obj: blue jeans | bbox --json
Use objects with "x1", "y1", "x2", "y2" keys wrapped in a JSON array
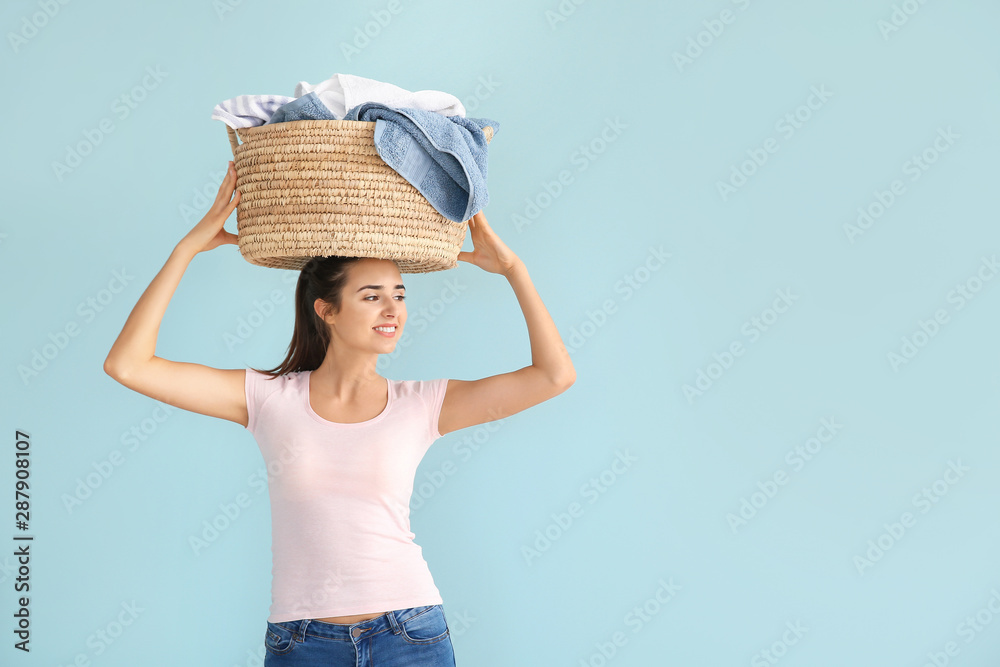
[{"x1": 263, "y1": 604, "x2": 456, "y2": 666}]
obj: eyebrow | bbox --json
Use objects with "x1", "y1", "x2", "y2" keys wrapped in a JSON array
[{"x1": 356, "y1": 284, "x2": 406, "y2": 292}]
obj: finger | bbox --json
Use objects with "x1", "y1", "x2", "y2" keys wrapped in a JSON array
[
  {"x1": 212, "y1": 167, "x2": 237, "y2": 207},
  {"x1": 215, "y1": 191, "x2": 239, "y2": 217},
  {"x1": 456, "y1": 251, "x2": 471, "y2": 263}
]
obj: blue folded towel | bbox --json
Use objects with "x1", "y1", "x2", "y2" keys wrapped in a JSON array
[
  {"x1": 344, "y1": 102, "x2": 499, "y2": 222},
  {"x1": 264, "y1": 92, "x2": 338, "y2": 124}
]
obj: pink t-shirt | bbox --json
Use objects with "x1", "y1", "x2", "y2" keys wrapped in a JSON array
[{"x1": 243, "y1": 367, "x2": 449, "y2": 623}]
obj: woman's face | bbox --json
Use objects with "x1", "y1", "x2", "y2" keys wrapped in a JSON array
[{"x1": 320, "y1": 258, "x2": 406, "y2": 353}]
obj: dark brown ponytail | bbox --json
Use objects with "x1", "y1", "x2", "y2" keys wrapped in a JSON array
[{"x1": 251, "y1": 255, "x2": 362, "y2": 377}]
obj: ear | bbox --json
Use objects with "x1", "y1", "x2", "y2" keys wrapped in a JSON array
[{"x1": 314, "y1": 298, "x2": 332, "y2": 324}]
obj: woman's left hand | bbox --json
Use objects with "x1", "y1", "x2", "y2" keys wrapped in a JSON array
[{"x1": 457, "y1": 210, "x2": 522, "y2": 276}]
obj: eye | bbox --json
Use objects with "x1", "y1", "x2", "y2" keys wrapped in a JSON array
[{"x1": 364, "y1": 295, "x2": 406, "y2": 301}]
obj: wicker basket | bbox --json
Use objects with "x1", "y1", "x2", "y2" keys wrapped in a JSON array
[{"x1": 226, "y1": 119, "x2": 494, "y2": 273}]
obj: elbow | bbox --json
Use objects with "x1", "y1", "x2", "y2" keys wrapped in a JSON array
[
  {"x1": 553, "y1": 368, "x2": 576, "y2": 392},
  {"x1": 103, "y1": 355, "x2": 128, "y2": 382},
  {"x1": 532, "y1": 364, "x2": 576, "y2": 392}
]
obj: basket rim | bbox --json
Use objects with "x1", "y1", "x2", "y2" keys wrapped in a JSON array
[{"x1": 236, "y1": 119, "x2": 377, "y2": 138}]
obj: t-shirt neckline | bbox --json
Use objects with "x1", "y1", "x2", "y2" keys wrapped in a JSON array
[{"x1": 304, "y1": 370, "x2": 394, "y2": 427}]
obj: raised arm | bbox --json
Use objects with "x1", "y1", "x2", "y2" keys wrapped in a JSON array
[
  {"x1": 103, "y1": 162, "x2": 249, "y2": 426},
  {"x1": 436, "y1": 211, "x2": 576, "y2": 436}
]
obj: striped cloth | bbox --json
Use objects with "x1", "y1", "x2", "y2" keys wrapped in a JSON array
[{"x1": 211, "y1": 94, "x2": 296, "y2": 129}]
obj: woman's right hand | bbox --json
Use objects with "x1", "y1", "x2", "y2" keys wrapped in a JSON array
[{"x1": 180, "y1": 161, "x2": 241, "y2": 254}]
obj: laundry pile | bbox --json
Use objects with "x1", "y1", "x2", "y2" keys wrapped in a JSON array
[{"x1": 211, "y1": 73, "x2": 499, "y2": 223}]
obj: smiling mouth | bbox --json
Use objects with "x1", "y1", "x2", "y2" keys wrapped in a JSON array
[{"x1": 373, "y1": 326, "x2": 397, "y2": 337}]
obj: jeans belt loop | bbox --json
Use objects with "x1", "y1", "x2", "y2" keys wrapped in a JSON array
[{"x1": 386, "y1": 609, "x2": 402, "y2": 635}]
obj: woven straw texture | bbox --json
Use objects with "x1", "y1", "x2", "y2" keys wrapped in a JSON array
[{"x1": 226, "y1": 119, "x2": 494, "y2": 273}]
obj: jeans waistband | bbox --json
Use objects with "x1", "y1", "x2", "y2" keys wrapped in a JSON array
[{"x1": 274, "y1": 605, "x2": 439, "y2": 642}]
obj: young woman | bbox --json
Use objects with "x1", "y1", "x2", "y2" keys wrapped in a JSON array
[{"x1": 104, "y1": 161, "x2": 576, "y2": 666}]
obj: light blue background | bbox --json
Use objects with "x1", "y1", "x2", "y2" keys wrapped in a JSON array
[{"x1": 2, "y1": 0, "x2": 1000, "y2": 665}]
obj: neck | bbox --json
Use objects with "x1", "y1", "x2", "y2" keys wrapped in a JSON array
[{"x1": 311, "y1": 346, "x2": 382, "y2": 398}]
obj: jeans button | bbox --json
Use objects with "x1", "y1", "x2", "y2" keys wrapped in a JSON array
[{"x1": 352, "y1": 627, "x2": 363, "y2": 637}]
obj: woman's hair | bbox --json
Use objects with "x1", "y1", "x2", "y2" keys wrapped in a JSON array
[{"x1": 251, "y1": 255, "x2": 363, "y2": 378}]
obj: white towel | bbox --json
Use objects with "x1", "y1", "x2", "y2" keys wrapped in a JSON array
[
  {"x1": 211, "y1": 94, "x2": 296, "y2": 129},
  {"x1": 294, "y1": 73, "x2": 465, "y2": 118}
]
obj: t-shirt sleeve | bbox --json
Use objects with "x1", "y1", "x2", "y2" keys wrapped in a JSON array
[
  {"x1": 420, "y1": 378, "x2": 450, "y2": 441},
  {"x1": 244, "y1": 368, "x2": 278, "y2": 433}
]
